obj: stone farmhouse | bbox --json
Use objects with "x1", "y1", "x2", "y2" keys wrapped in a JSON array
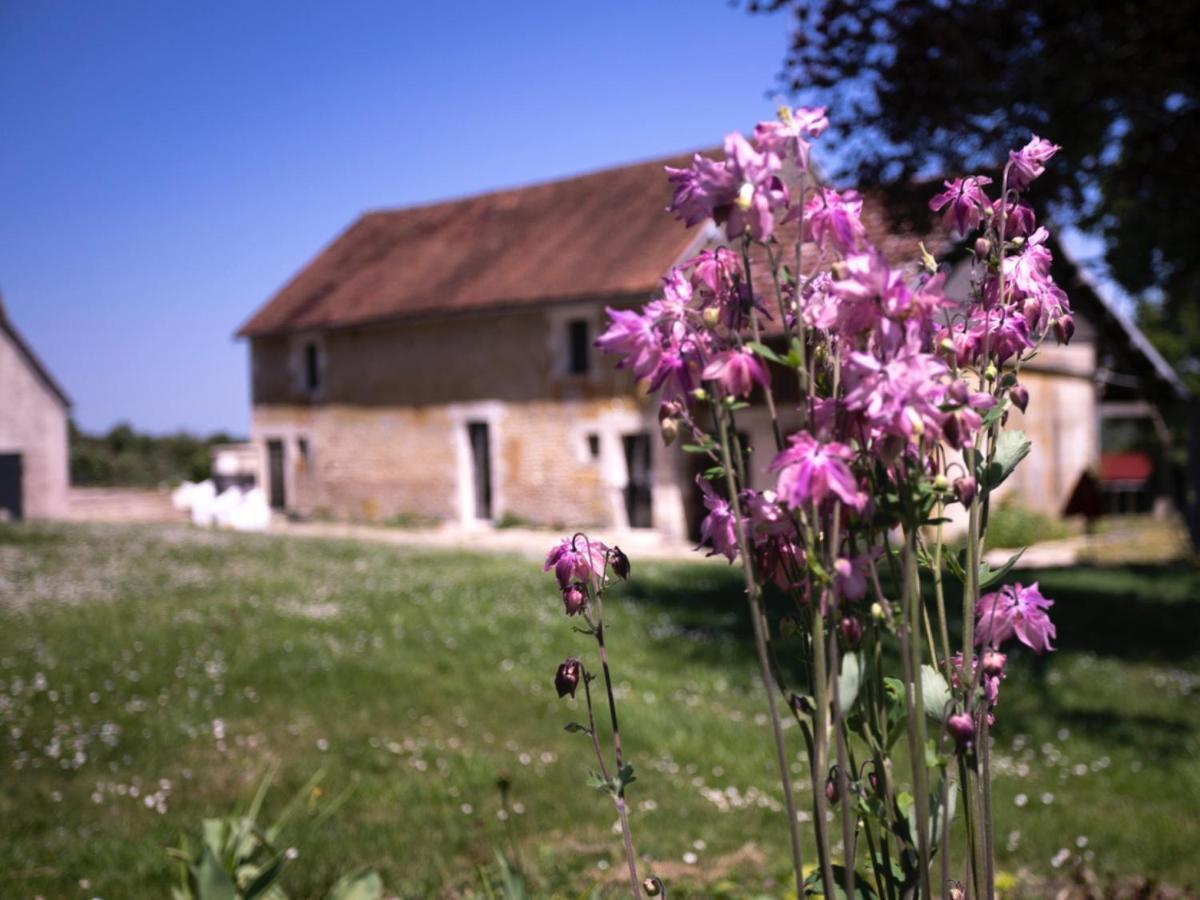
[
  {"x1": 237, "y1": 152, "x2": 1185, "y2": 540},
  {"x1": 0, "y1": 296, "x2": 70, "y2": 520}
]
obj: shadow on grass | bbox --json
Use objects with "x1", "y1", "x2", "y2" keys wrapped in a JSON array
[{"x1": 615, "y1": 559, "x2": 1200, "y2": 672}]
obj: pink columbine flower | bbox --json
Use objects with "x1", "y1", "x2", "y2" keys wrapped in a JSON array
[
  {"x1": 770, "y1": 432, "x2": 866, "y2": 512},
  {"x1": 666, "y1": 133, "x2": 787, "y2": 241},
  {"x1": 1008, "y1": 135, "x2": 1061, "y2": 190},
  {"x1": 702, "y1": 348, "x2": 769, "y2": 399},
  {"x1": 975, "y1": 581, "x2": 1056, "y2": 653},
  {"x1": 793, "y1": 187, "x2": 867, "y2": 255},
  {"x1": 697, "y1": 479, "x2": 738, "y2": 562},
  {"x1": 753, "y1": 105, "x2": 829, "y2": 170},
  {"x1": 947, "y1": 712, "x2": 976, "y2": 748},
  {"x1": 929, "y1": 175, "x2": 993, "y2": 237},
  {"x1": 595, "y1": 307, "x2": 661, "y2": 380},
  {"x1": 544, "y1": 537, "x2": 610, "y2": 590}
]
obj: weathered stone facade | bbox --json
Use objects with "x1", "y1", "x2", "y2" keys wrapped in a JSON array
[
  {"x1": 0, "y1": 305, "x2": 70, "y2": 520},
  {"x1": 247, "y1": 301, "x2": 699, "y2": 535}
]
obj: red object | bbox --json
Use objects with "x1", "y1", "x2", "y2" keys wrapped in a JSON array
[{"x1": 1099, "y1": 451, "x2": 1153, "y2": 485}]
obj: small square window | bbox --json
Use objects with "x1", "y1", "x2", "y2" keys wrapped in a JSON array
[
  {"x1": 567, "y1": 319, "x2": 590, "y2": 375},
  {"x1": 586, "y1": 433, "x2": 601, "y2": 459}
]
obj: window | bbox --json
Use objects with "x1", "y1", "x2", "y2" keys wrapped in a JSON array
[
  {"x1": 566, "y1": 319, "x2": 590, "y2": 375},
  {"x1": 304, "y1": 341, "x2": 321, "y2": 392},
  {"x1": 586, "y1": 433, "x2": 601, "y2": 459}
]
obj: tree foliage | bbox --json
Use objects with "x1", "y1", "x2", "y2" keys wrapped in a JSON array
[
  {"x1": 743, "y1": 0, "x2": 1200, "y2": 384},
  {"x1": 69, "y1": 421, "x2": 240, "y2": 487}
]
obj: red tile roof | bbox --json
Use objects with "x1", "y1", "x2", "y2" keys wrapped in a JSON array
[
  {"x1": 238, "y1": 153, "x2": 706, "y2": 337},
  {"x1": 238, "y1": 151, "x2": 951, "y2": 338}
]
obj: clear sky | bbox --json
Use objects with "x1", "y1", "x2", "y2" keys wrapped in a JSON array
[{"x1": 0, "y1": 1, "x2": 795, "y2": 435}]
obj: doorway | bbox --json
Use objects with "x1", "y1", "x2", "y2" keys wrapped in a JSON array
[
  {"x1": 266, "y1": 439, "x2": 286, "y2": 511},
  {"x1": 622, "y1": 433, "x2": 653, "y2": 528},
  {"x1": 467, "y1": 422, "x2": 492, "y2": 520},
  {"x1": 0, "y1": 454, "x2": 22, "y2": 520}
]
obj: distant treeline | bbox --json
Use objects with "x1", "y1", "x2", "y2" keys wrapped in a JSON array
[{"x1": 69, "y1": 422, "x2": 244, "y2": 488}]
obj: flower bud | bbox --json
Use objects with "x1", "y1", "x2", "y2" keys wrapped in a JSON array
[
  {"x1": 974, "y1": 237, "x2": 991, "y2": 260},
  {"x1": 982, "y1": 649, "x2": 1007, "y2": 677},
  {"x1": 691, "y1": 387, "x2": 708, "y2": 403},
  {"x1": 562, "y1": 584, "x2": 587, "y2": 616},
  {"x1": 933, "y1": 473, "x2": 949, "y2": 491},
  {"x1": 870, "y1": 602, "x2": 885, "y2": 621},
  {"x1": 1054, "y1": 314, "x2": 1075, "y2": 344},
  {"x1": 839, "y1": 616, "x2": 863, "y2": 647},
  {"x1": 660, "y1": 416, "x2": 678, "y2": 446},
  {"x1": 1010, "y1": 384, "x2": 1029, "y2": 414},
  {"x1": 919, "y1": 241, "x2": 938, "y2": 274},
  {"x1": 643, "y1": 877, "x2": 663, "y2": 896},
  {"x1": 953, "y1": 476, "x2": 977, "y2": 508},
  {"x1": 947, "y1": 712, "x2": 975, "y2": 747},
  {"x1": 702, "y1": 306, "x2": 721, "y2": 328},
  {"x1": 948, "y1": 883, "x2": 966, "y2": 900},
  {"x1": 825, "y1": 772, "x2": 841, "y2": 805},
  {"x1": 984, "y1": 363, "x2": 998, "y2": 382},
  {"x1": 867, "y1": 769, "x2": 879, "y2": 793},
  {"x1": 610, "y1": 546, "x2": 631, "y2": 580},
  {"x1": 790, "y1": 693, "x2": 816, "y2": 716},
  {"x1": 555, "y1": 658, "x2": 581, "y2": 698}
]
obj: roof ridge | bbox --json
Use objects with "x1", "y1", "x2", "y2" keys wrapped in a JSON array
[{"x1": 356, "y1": 146, "x2": 716, "y2": 220}]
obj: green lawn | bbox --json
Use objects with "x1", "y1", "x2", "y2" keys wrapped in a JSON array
[{"x1": 1, "y1": 523, "x2": 1198, "y2": 898}]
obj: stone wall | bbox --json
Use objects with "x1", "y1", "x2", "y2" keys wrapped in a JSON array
[{"x1": 0, "y1": 326, "x2": 68, "y2": 519}]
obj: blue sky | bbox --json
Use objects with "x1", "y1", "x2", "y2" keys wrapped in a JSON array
[{"x1": 0, "y1": 1, "x2": 794, "y2": 435}]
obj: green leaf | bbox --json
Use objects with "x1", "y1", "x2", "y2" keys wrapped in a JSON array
[
  {"x1": 189, "y1": 846, "x2": 238, "y2": 900},
  {"x1": 944, "y1": 550, "x2": 967, "y2": 584},
  {"x1": 326, "y1": 870, "x2": 384, "y2": 900},
  {"x1": 979, "y1": 547, "x2": 1026, "y2": 590},
  {"x1": 983, "y1": 429, "x2": 1031, "y2": 489},
  {"x1": 837, "y1": 652, "x2": 862, "y2": 714},
  {"x1": 616, "y1": 763, "x2": 636, "y2": 793},
  {"x1": 920, "y1": 665, "x2": 952, "y2": 723},
  {"x1": 746, "y1": 340, "x2": 785, "y2": 364},
  {"x1": 563, "y1": 722, "x2": 592, "y2": 736}
]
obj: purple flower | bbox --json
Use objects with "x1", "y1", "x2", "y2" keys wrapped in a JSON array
[
  {"x1": 555, "y1": 658, "x2": 582, "y2": 698},
  {"x1": 702, "y1": 348, "x2": 769, "y2": 398},
  {"x1": 794, "y1": 187, "x2": 867, "y2": 255},
  {"x1": 928, "y1": 175, "x2": 993, "y2": 237},
  {"x1": 697, "y1": 479, "x2": 739, "y2": 562},
  {"x1": 1008, "y1": 135, "x2": 1060, "y2": 190},
  {"x1": 770, "y1": 432, "x2": 866, "y2": 512},
  {"x1": 833, "y1": 556, "x2": 869, "y2": 601},
  {"x1": 666, "y1": 134, "x2": 787, "y2": 241},
  {"x1": 561, "y1": 584, "x2": 587, "y2": 616},
  {"x1": 947, "y1": 712, "x2": 976, "y2": 748},
  {"x1": 753, "y1": 105, "x2": 829, "y2": 170},
  {"x1": 975, "y1": 581, "x2": 1056, "y2": 653},
  {"x1": 596, "y1": 307, "x2": 661, "y2": 380},
  {"x1": 544, "y1": 537, "x2": 610, "y2": 590}
]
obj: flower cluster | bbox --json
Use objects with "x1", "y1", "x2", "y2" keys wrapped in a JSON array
[{"x1": 554, "y1": 108, "x2": 1066, "y2": 898}]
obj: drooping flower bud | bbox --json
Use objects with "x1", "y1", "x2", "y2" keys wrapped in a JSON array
[
  {"x1": 954, "y1": 476, "x2": 977, "y2": 508},
  {"x1": 702, "y1": 306, "x2": 721, "y2": 328},
  {"x1": 933, "y1": 473, "x2": 949, "y2": 491},
  {"x1": 825, "y1": 772, "x2": 841, "y2": 805},
  {"x1": 948, "y1": 883, "x2": 966, "y2": 900},
  {"x1": 947, "y1": 712, "x2": 975, "y2": 747},
  {"x1": 643, "y1": 877, "x2": 663, "y2": 897},
  {"x1": 555, "y1": 658, "x2": 581, "y2": 698},
  {"x1": 1054, "y1": 314, "x2": 1075, "y2": 344},
  {"x1": 867, "y1": 768, "x2": 879, "y2": 794},
  {"x1": 870, "y1": 602, "x2": 885, "y2": 621},
  {"x1": 974, "y1": 237, "x2": 992, "y2": 260},
  {"x1": 660, "y1": 416, "x2": 678, "y2": 446},
  {"x1": 839, "y1": 616, "x2": 863, "y2": 647},
  {"x1": 984, "y1": 363, "x2": 998, "y2": 382},
  {"x1": 1010, "y1": 384, "x2": 1029, "y2": 414},
  {"x1": 982, "y1": 649, "x2": 1007, "y2": 677},
  {"x1": 610, "y1": 546, "x2": 631, "y2": 580},
  {"x1": 562, "y1": 584, "x2": 587, "y2": 616}
]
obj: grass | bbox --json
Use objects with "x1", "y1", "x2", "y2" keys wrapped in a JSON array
[{"x1": 0, "y1": 523, "x2": 1198, "y2": 898}]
